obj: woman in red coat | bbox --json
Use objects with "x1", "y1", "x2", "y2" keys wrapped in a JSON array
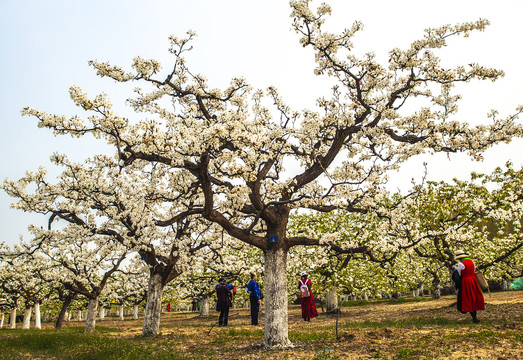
[
  {"x1": 454, "y1": 250, "x2": 485, "y2": 323},
  {"x1": 298, "y1": 271, "x2": 318, "y2": 322}
]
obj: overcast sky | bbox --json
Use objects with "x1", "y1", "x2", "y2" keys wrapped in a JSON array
[{"x1": 1, "y1": 0, "x2": 522, "y2": 246}]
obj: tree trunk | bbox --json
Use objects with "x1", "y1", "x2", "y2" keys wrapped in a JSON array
[
  {"x1": 502, "y1": 279, "x2": 511, "y2": 291},
  {"x1": 326, "y1": 286, "x2": 338, "y2": 312},
  {"x1": 133, "y1": 304, "x2": 139, "y2": 320},
  {"x1": 55, "y1": 296, "x2": 72, "y2": 329},
  {"x1": 77, "y1": 310, "x2": 83, "y2": 322},
  {"x1": 262, "y1": 246, "x2": 291, "y2": 348},
  {"x1": 66, "y1": 310, "x2": 71, "y2": 322},
  {"x1": 9, "y1": 308, "x2": 16, "y2": 329},
  {"x1": 1, "y1": 312, "x2": 4, "y2": 328},
  {"x1": 34, "y1": 302, "x2": 41, "y2": 329},
  {"x1": 142, "y1": 272, "x2": 164, "y2": 336},
  {"x1": 99, "y1": 306, "x2": 105, "y2": 321},
  {"x1": 199, "y1": 295, "x2": 209, "y2": 317},
  {"x1": 22, "y1": 306, "x2": 32, "y2": 329},
  {"x1": 84, "y1": 297, "x2": 98, "y2": 332},
  {"x1": 432, "y1": 278, "x2": 441, "y2": 299},
  {"x1": 119, "y1": 305, "x2": 124, "y2": 321}
]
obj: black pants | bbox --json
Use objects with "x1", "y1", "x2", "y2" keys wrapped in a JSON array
[
  {"x1": 219, "y1": 306, "x2": 230, "y2": 326},
  {"x1": 250, "y1": 296, "x2": 259, "y2": 325}
]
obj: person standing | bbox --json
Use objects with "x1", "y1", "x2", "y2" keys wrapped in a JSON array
[
  {"x1": 216, "y1": 279, "x2": 232, "y2": 327},
  {"x1": 191, "y1": 299, "x2": 197, "y2": 312},
  {"x1": 299, "y1": 271, "x2": 318, "y2": 322},
  {"x1": 454, "y1": 250, "x2": 485, "y2": 323},
  {"x1": 247, "y1": 273, "x2": 261, "y2": 325}
]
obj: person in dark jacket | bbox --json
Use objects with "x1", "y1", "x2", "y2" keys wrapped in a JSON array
[
  {"x1": 454, "y1": 250, "x2": 485, "y2": 323},
  {"x1": 246, "y1": 273, "x2": 261, "y2": 325},
  {"x1": 216, "y1": 279, "x2": 232, "y2": 327}
]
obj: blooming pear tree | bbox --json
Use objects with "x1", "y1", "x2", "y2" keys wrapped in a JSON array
[
  {"x1": 288, "y1": 210, "x2": 425, "y2": 308},
  {"x1": 175, "y1": 237, "x2": 263, "y2": 315},
  {"x1": 107, "y1": 259, "x2": 149, "y2": 320},
  {"x1": 20, "y1": 1, "x2": 523, "y2": 347},
  {"x1": 1, "y1": 154, "x2": 219, "y2": 335},
  {"x1": 21, "y1": 226, "x2": 127, "y2": 332},
  {"x1": 0, "y1": 264, "x2": 22, "y2": 329},
  {"x1": 386, "y1": 165, "x2": 523, "y2": 295},
  {"x1": 0, "y1": 249, "x2": 52, "y2": 329}
]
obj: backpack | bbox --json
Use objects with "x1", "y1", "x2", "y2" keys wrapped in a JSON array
[{"x1": 299, "y1": 279, "x2": 310, "y2": 298}]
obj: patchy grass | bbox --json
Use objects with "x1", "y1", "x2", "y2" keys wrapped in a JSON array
[{"x1": 0, "y1": 291, "x2": 521, "y2": 359}]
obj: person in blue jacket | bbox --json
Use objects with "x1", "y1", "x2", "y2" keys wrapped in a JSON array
[{"x1": 247, "y1": 273, "x2": 261, "y2": 325}]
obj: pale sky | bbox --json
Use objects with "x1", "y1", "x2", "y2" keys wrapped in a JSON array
[{"x1": 1, "y1": 0, "x2": 522, "y2": 246}]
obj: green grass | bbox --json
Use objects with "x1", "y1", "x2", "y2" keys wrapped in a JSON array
[
  {"x1": 0, "y1": 328, "x2": 190, "y2": 360},
  {"x1": 340, "y1": 296, "x2": 432, "y2": 308},
  {"x1": 344, "y1": 317, "x2": 456, "y2": 330}
]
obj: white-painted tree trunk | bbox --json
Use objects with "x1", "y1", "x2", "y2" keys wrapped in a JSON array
[
  {"x1": 433, "y1": 286, "x2": 441, "y2": 299},
  {"x1": 502, "y1": 279, "x2": 511, "y2": 291},
  {"x1": 263, "y1": 247, "x2": 291, "y2": 348},
  {"x1": 119, "y1": 305, "x2": 124, "y2": 321},
  {"x1": 1, "y1": 313, "x2": 4, "y2": 328},
  {"x1": 22, "y1": 306, "x2": 32, "y2": 329},
  {"x1": 34, "y1": 302, "x2": 41, "y2": 329},
  {"x1": 77, "y1": 310, "x2": 83, "y2": 322},
  {"x1": 199, "y1": 296, "x2": 209, "y2": 317},
  {"x1": 84, "y1": 297, "x2": 98, "y2": 332},
  {"x1": 142, "y1": 272, "x2": 164, "y2": 336},
  {"x1": 66, "y1": 310, "x2": 71, "y2": 322},
  {"x1": 99, "y1": 306, "x2": 105, "y2": 321},
  {"x1": 326, "y1": 286, "x2": 338, "y2": 312},
  {"x1": 363, "y1": 292, "x2": 369, "y2": 301},
  {"x1": 133, "y1": 304, "x2": 139, "y2": 320},
  {"x1": 9, "y1": 308, "x2": 16, "y2": 329}
]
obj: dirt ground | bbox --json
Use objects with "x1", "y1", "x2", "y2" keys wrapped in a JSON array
[{"x1": 57, "y1": 291, "x2": 522, "y2": 359}]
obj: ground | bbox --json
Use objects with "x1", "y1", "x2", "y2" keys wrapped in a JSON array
[{"x1": 1, "y1": 291, "x2": 522, "y2": 359}]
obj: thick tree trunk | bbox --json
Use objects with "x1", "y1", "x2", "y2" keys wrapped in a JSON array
[
  {"x1": 22, "y1": 306, "x2": 32, "y2": 329},
  {"x1": 34, "y1": 302, "x2": 41, "y2": 329},
  {"x1": 66, "y1": 310, "x2": 71, "y2": 322},
  {"x1": 55, "y1": 296, "x2": 72, "y2": 329},
  {"x1": 432, "y1": 278, "x2": 441, "y2": 299},
  {"x1": 199, "y1": 295, "x2": 209, "y2": 317},
  {"x1": 262, "y1": 246, "x2": 291, "y2": 348},
  {"x1": 84, "y1": 297, "x2": 98, "y2": 332},
  {"x1": 9, "y1": 308, "x2": 16, "y2": 329},
  {"x1": 1, "y1": 313, "x2": 4, "y2": 328},
  {"x1": 99, "y1": 306, "x2": 105, "y2": 321},
  {"x1": 119, "y1": 305, "x2": 124, "y2": 321},
  {"x1": 326, "y1": 286, "x2": 338, "y2": 312},
  {"x1": 142, "y1": 272, "x2": 164, "y2": 336},
  {"x1": 77, "y1": 310, "x2": 83, "y2": 322},
  {"x1": 133, "y1": 304, "x2": 139, "y2": 320}
]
